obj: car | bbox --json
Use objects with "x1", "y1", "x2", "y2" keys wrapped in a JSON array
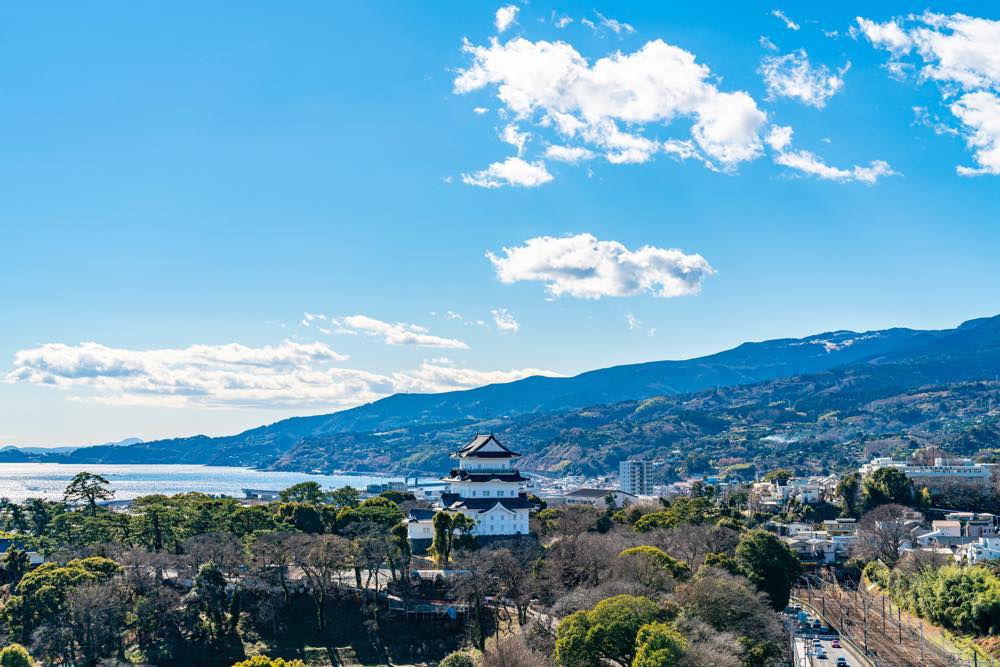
[
  {"x1": 836, "y1": 658, "x2": 849, "y2": 666},
  {"x1": 816, "y1": 651, "x2": 828, "y2": 660},
  {"x1": 831, "y1": 639, "x2": 841, "y2": 648}
]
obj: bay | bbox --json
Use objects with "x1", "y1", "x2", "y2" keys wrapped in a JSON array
[{"x1": 0, "y1": 463, "x2": 402, "y2": 502}]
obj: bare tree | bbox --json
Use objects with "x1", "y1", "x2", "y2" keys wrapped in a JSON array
[
  {"x1": 288, "y1": 533, "x2": 350, "y2": 632},
  {"x1": 65, "y1": 579, "x2": 129, "y2": 665},
  {"x1": 480, "y1": 634, "x2": 553, "y2": 667},
  {"x1": 857, "y1": 504, "x2": 911, "y2": 565}
]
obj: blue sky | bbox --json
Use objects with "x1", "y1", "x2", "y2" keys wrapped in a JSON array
[{"x1": 2, "y1": 1, "x2": 998, "y2": 446}]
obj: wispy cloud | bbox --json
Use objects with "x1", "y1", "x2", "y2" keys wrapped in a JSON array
[
  {"x1": 774, "y1": 150, "x2": 896, "y2": 184},
  {"x1": 329, "y1": 315, "x2": 469, "y2": 349},
  {"x1": 856, "y1": 12, "x2": 1000, "y2": 175},
  {"x1": 487, "y1": 233, "x2": 715, "y2": 299},
  {"x1": 771, "y1": 9, "x2": 800, "y2": 31}
]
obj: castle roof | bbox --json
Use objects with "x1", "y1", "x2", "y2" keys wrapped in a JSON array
[
  {"x1": 442, "y1": 469, "x2": 528, "y2": 483},
  {"x1": 440, "y1": 492, "x2": 532, "y2": 513},
  {"x1": 453, "y1": 434, "x2": 521, "y2": 459}
]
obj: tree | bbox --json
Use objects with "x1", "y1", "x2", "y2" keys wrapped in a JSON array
[
  {"x1": 555, "y1": 595, "x2": 662, "y2": 667},
  {"x1": 2, "y1": 546, "x2": 31, "y2": 586},
  {"x1": 632, "y1": 622, "x2": 687, "y2": 667},
  {"x1": 65, "y1": 580, "x2": 129, "y2": 665},
  {"x1": 862, "y1": 467, "x2": 914, "y2": 510},
  {"x1": 429, "y1": 511, "x2": 476, "y2": 567},
  {"x1": 231, "y1": 657, "x2": 306, "y2": 667},
  {"x1": 288, "y1": 533, "x2": 349, "y2": 631},
  {"x1": 836, "y1": 472, "x2": 860, "y2": 517},
  {"x1": 857, "y1": 504, "x2": 910, "y2": 565},
  {"x1": 274, "y1": 502, "x2": 323, "y2": 534},
  {"x1": 762, "y1": 469, "x2": 793, "y2": 484},
  {"x1": 438, "y1": 652, "x2": 478, "y2": 667},
  {"x1": 189, "y1": 561, "x2": 230, "y2": 639},
  {"x1": 326, "y1": 485, "x2": 361, "y2": 509},
  {"x1": 734, "y1": 529, "x2": 801, "y2": 610},
  {"x1": 0, "y1": 644, "x2": 34, "y2": 667},
  {"x1": 618, "y1": 546, "x2": 691, "y2": 582},
  {"x1": 278, "y1": 481, "x2": 325, "y2": 504},
  {"x1": 63, "y1": 472, "x2": 114, "y2": 516}
]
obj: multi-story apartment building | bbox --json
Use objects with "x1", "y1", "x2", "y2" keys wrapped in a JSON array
[{"x1": 619, "y1": 459, "x2": 653, "y2": 496}]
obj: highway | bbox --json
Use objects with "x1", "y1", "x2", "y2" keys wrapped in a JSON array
[{"x1": 793, "y1": 635, "x2": 857, "y2": 667}]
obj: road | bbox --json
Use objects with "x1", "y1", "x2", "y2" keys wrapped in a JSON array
[
  {"x1": 793, "y1": 635, "x2": 857, "y2": 667},
  {"x1": 796, "y1": 573, "x2": 965, "y2": 667}
]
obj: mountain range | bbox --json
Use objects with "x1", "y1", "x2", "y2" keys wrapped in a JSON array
[{"x1": 7, "y1": 314, "x2": 1000, "y2": 475}]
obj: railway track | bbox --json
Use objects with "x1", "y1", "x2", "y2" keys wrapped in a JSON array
[{"x1": 796, "y1": 572, "x2": 969, "y2": 667}]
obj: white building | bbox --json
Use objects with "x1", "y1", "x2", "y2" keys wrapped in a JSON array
[
  {"x1": 562, "y1": 488, "x2": 636, "y2": 509},
  {"x1": 956, "y1": 537, "x2": 1000, "y2": 564},
  {"x1": 860, "y1": 456, "x2": 995, "y2": 490},
  {"x1": 620, "y1": 459, "x2": 653, "y2": 496},
  {"x1": 406, "y1": 435, "x2": 532, "y2": 547}
]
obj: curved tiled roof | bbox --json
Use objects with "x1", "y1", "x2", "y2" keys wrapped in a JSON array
[
  {"x1": 442, "y1": 469, "x2": 527, "y2": 483},
  {"x1": 454, "y1": 434, "x2": 521, "y2": 459}
]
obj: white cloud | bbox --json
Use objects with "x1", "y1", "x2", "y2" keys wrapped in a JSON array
[
  {"x1": 545, "y1": 145, "x2": 596, "y2": 163},
  {"x1": 490, "y1": 308, "x2": 520, "y2": 333},
  {"x1": 555, "y1": 15, "x2": 572, "y2": 29},
  {"x1": 857, "y1": 12, "x2": 1000, "y2": 175},
  {"x1": 625, "y1": 312, "x2": 656, "y2": 337},
  {"x1": 462, "y1": 156, "x2": 553, "y2": 188},
  {"x1": 391, "y1": 360, "x2": 558, "y2": 394},
  {"x1": 454, "y1": 36, "x2": 767, "y2": 174},
  {"x1": 330, "y1": 315, "x2": 469, "y2": 349},
  {"x1": 774, "y1": 150, "x2": 896, "y2": 184},
  {"x1": 771, "y1": 9, "x2": 800, "y2": 31},
  {"x1": 6, "y1": 341, "x2": 558, "y2": 408},
  {"x1": 487, "y1": 233, "x2": 715, "y2": 299},
  {"x1": 593, "y1": 11, "x2": 635, "y2": 35},
  {"x1": 500, "y1": 123, "x2": 529, "y2": 155},
  {"x1": 950, "y1": 91, "x2": 1000, "y2": 175},
  {"x1": 473, "y1": 106, "x2": 490, "y2": 115},
  {"x1": 766, "y1": 125, "x2": 794, "y2": 151},
  {"x1": 495, "y1": 5, "x2": 519, "y2": 34},
  {"x1": 4, "y1": 340, "x2": 378, "y2": 409},
  {"x1": 759, "y1": 36, "x2": 778, "y2": 52},
  {"x1": 761, "y1": 49, "x2": 849, "y2": 108}
]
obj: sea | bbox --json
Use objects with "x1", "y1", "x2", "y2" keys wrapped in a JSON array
[{"x1": 0, "y1": 463, "x2": 403, "y2": 502}]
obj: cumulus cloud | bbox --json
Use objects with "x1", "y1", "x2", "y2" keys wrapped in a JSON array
[
  {"x1": 330, "y1": 315, "x2": 469, "y2": 349},
  {"x1": 774, "y1": 150, "x2": 896, "y2": 184},
  {"x1": 500, "y1": 123, "x2": 529, "y2": 155},
  {"x1": 462, "y1": 156, "x2": 553, "y2": 188},
  {"x1": 856, "y1": 12, "x2": 1000, "y2": 175},
  {"x1": 473, "y1": 106, "x2": 490, "y2": 115},
  {"x1": 761, "y1": 49, "x2": 849, "y2": 107},
  {"x1": 495, "y1": 5, "x2": 519, "y2": 33},
  {"x1": 771, "y1": 9, "x2": 800, "y2": 31},
  {"x1": 486, "y1": 233, "x2": 715, "y2": 299},
  {"x1": 490, "y1": 308, "x2": 520, "y2": 333},
  {"x1": 4, "y1": 340, "x2": 382, "y2": 409},
  {"x1": 5, "y1": 341, "x2": 557, "y2": 408},
  {"x1": 454, "y1": 35, "x2": 768, "y2": 177},
  {"x1": 766, "y1": 125, "x2": 794, "y2": 151}
]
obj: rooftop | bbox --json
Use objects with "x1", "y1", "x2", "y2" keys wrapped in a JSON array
[{"x1": 454, "y1": 434, "x2": 521, "y2": 459}]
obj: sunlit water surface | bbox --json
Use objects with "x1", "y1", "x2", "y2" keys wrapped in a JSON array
[{"x1": 0, "y1": 463, "x2": 402, "y2": 501}]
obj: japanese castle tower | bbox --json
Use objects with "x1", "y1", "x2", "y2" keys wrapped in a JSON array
[{"x1": 407, "y1": 435, "x2": 531, "y2": 548}]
